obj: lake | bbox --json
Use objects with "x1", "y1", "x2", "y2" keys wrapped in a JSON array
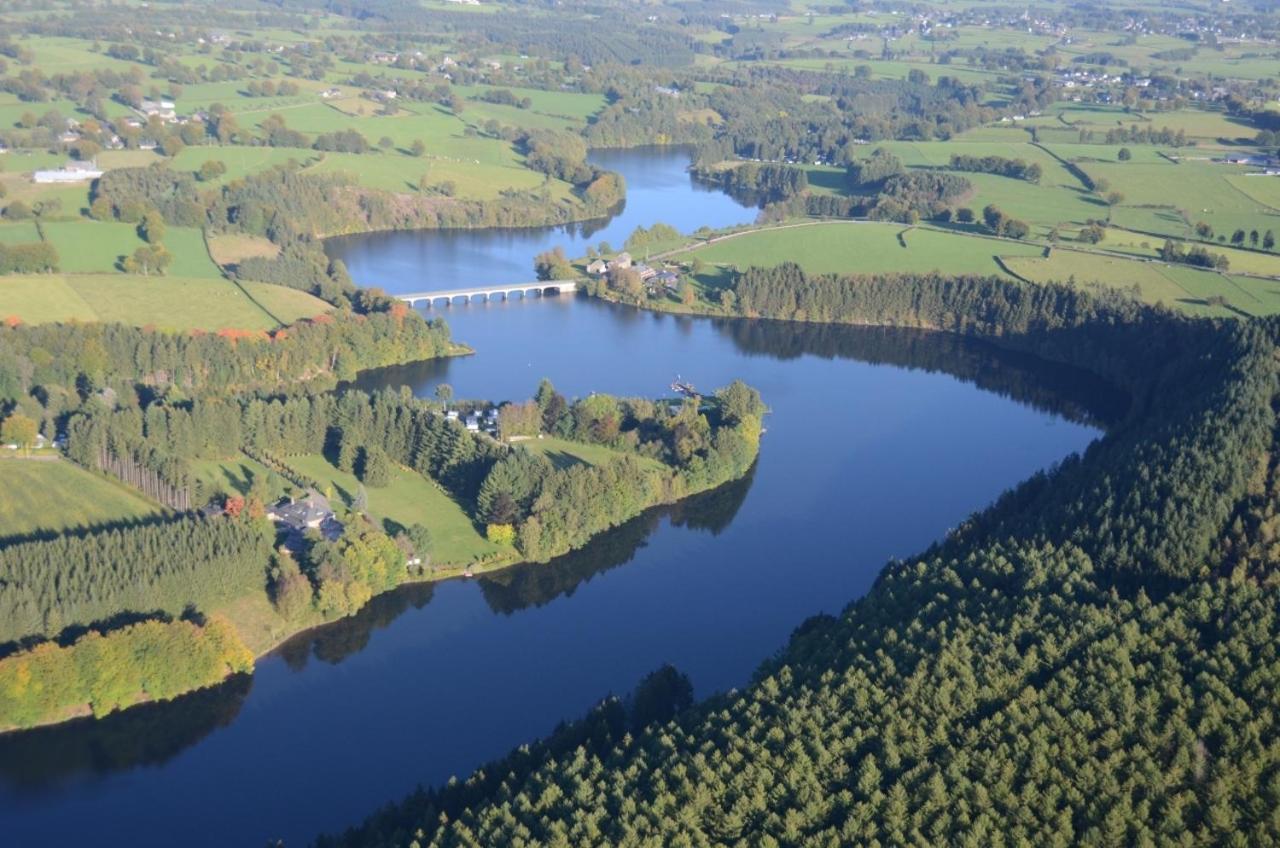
[{"x1": 0, "y1": 148, "x2": 1121, "y2": 847}]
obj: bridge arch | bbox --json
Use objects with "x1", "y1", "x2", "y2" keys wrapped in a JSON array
[{"x1": 397, "y1": 280, "x2": 578, "y2": 308}]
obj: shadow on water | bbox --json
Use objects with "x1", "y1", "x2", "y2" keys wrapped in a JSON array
[
  {"x1": 479, "y1": 465, "x2": 756, "y2": 616},
  {"x1": 274, "y1": 582, "x2": 437, "y2": 671},
  {"x1": 0, "y1": 673, "x2": 252, "y2": 793},
  {"x1": 710, "y1": 319, "x2": 1131, "y2": 428}
]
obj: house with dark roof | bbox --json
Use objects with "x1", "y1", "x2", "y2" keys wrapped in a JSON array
[{"x1": 268, "y1": 490, "x2": 342, "y2": 547}]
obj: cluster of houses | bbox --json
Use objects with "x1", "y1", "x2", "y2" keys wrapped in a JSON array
[
  {"x1": 585, "y1": 252, "x2": 682, "y2": 292},
  {"x1": 446, "y1": 406, "x2": 500, "y2": 435}
]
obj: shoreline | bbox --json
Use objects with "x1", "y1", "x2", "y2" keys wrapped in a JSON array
[{"x1": 0, "y1": 441, "x2": 759, "y2": 737}]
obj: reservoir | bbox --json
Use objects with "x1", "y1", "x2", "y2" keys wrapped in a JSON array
[{"x1": 0, "y1": 147, "x2": 1120, "y2": 847}]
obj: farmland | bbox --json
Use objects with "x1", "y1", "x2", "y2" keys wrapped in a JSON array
[
  {"x1": 678, "y1": 222, "x2": 1044, "y2": 282},
  {"x1": 0, "y1": 273, "x2": 328, "y2": 330}
]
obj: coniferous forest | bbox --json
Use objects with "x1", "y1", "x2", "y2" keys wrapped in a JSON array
[{"x1": 321, "y1": 275, "x2": 1280, "y2": 847}]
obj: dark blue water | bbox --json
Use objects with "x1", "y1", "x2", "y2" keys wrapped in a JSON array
[{"x1": 0, "y1": 148, "x2": 1118, "y2": 848}]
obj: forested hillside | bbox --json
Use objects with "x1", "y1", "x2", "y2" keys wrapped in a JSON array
[{"x1": 322, "y1": 277, "x2": 1280, "y2": 847}]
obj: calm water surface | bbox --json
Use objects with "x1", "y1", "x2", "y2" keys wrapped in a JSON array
[
  {"x1": 0, "y1": 149, "x2": 1120, "y2": 847},
  {"x1": 325, "y1": 146, "x2": 761, "y2": 288}
]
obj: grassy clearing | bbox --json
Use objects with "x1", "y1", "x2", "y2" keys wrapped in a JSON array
[
  {"x1": 0, "y1": 273, "x2": 326, "y2": 330},
  {"x1": 680, "y1": 222, "x2": 1044, "y2": 279},
  {"x1": 286, "y1": 454, "x2": 499, "y2": 567},
  {"x1": 522, "y1": 436, "x2": 665, "y2": 471},
  {"x1": 0, "y1": 459, "x2": 162, "y2": 540},
  {"x1": 0, "y1": 275, "x2": 96, "y2": 323},
  {"x1": 192, "y1": 455, "x2": 285, "y2": 501},
  {"x1": 164, "y1": 227, "x2": 224, "y2": 278}
]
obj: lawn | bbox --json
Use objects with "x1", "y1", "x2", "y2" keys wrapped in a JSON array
[
  {"x1": 0, "y1": 459, "x2": 162, "y2": 540},
  {"x1": 192, "y1": 454, "x2": 286, "y2": 501},
  {"x1": 286, "y1": 454, "x2": 499, "y2": 567},
  {"x1": 0, "y1": 274, "x2": 327, "y2": 330},
  {"x1": 680, "y1": 222, "x2": 1044, "y2": 279}
]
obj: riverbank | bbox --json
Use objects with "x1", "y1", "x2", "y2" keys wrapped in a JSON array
[{"x1": 0, "y1": 394, "x2": 763, "y2": 736}]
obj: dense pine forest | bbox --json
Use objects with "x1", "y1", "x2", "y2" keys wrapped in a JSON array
[{"x1": 321, "y1": 275, "x2": 1280, "y2": 846}]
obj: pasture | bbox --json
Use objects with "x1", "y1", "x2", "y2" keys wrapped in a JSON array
[
  {"x1": 170, "y1": 146, "x2": 321, "y2": 184},
  {"x1": 0, "y1": 274, "x2": 327, "y2": 330},
  {"x1": 680, "y1": 222, "x2": 1044, "y2": 279},
  {"x1": 0, "y1": 459, "x2": 162, "y2": 541},
  {"x1": 39, "y1": 222, "x2": 222, "y2": 278},
  {"x1": 1001, "y1": 248, "x2": 1280, "y2": 317},
  {"x1": 0, "y1": 221, "x2": 41, "y2": 245}
]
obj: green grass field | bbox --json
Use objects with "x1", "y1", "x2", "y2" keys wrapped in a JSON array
[
  {"x1": 170, "y1": 146, "x2": 322, "y2": 185},
  {"x1": 286, "y1": 454, "x2": 499, "y2": 566},
  {"x1": 39, "y1": 221, "x2": 143, "y2": 274},
  {"x1": 1002, "y1": 248, "x2": 1280, "y2": 317},
  {"x1": 39, "y1": 221, "x2": 222, "y2": 277},
  {"x1": 1097, "y1": 228, "x2": 1280, "y2": 277},
  {"x1": 1079, "y1": 160, "x2": 1280, "y2": 240},
  {"x1": 814, "y1": 140, "x2": 1105, "y2": 237},
  {"x1": 308, "y1": 149, "x2": 551, "y2": 198},
  {"x1": 0, "y1": 221, "x2": 40, "y2": 245},
  {"x1": 0, "y1": 273, "x2": 328, "y2": 330},
  {"x1": 192, "y1": 455, "x2": 286, "y2": 501},
  {"x1": 0, "y1": 459, "x2": 162, "y2": 540},
  {"x1": 680, "y1": 222, "x2": 1044, "y2": 280},
  {"x1": 522, "y1": 436, "x2": 666, "y2": 471}
]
